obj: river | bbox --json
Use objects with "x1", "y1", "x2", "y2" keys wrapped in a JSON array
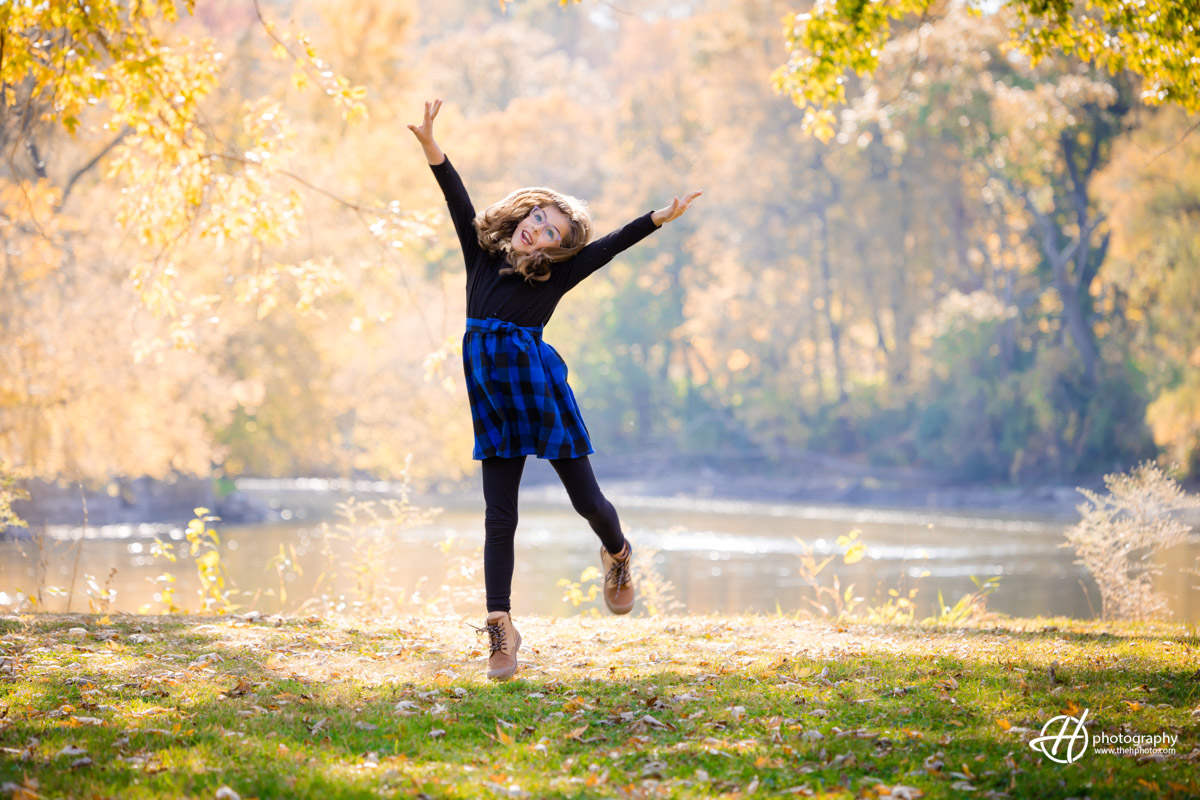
[{"x1": 2, "y1": 481, "x2": 1197, "y2": 622}]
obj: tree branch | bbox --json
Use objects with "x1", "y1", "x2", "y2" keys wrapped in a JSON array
[
  {"x1": 25, "y1": 139, "x2": 47, "y2": 179},
  {"x1": 1060, "y1": 132, "x2": 1089, "y2": 227},
  {"x1": 1140, "y1": 116, "x2": 1200, "y2": 165},
  {"x1": 1086, "y1": 115, "x2": 1103, "y2": 176},
  {"x1": 1081, "y1": 228, "x2": 1110, "y2": 294},
  {"x1": 204, "y1": 151, "x2": 395, "y2": 217},
  {"x1": 58, "y1": 127, "x2": 131, "y2": 209}
]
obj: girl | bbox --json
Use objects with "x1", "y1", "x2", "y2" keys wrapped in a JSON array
[{"x1": 408, "y1": 99, "x2": 701, "y2": 681}]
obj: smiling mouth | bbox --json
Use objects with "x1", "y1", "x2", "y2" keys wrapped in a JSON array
[{"x1": 521, "y1": 230, "x2": 532, "y2": 246}]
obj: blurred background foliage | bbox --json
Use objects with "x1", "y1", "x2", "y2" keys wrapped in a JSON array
[{"x1": 1, "y1": 0, "x2": 1198, "y2": 490}]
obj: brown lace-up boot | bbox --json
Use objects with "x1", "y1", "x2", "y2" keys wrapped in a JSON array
[
  {"x1": 600, "y1": 540, "x2": 635, "y2": 614},
  {"x1": 479, "y1": 610, "x2": 522, "y2": 681}
]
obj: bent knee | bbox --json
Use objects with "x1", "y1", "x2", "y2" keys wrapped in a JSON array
[{"x1": 571, "y1": 494, "x2": 609, "y2": 520}]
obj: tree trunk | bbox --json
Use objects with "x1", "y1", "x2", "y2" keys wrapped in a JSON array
[
  {"x1": 813, "y1": 197, "x2": 847, "y2": 405},
  {"x1": 853, "y1": 233, "x2": 891, "y2": 371},
  {"x1": 887, "y1": 171, "x2": 915, "y2": 386}
]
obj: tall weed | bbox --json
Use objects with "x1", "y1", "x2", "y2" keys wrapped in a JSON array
[
  {"x1": 303, "y1": 466, "x2": 442, "y2": 617},
  {"x1": 793, "y1": 528, "x2": 1000, "y2": 626}
]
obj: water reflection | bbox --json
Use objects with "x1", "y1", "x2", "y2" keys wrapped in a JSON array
[{"x1": 1, "y1": 497, "x2": 1196, "y2": 622}]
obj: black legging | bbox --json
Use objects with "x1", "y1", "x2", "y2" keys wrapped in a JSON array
[{"x1": 481, "y1": 455, "x2": 626, "y2": 613}]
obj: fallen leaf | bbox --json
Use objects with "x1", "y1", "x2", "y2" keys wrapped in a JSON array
[
  {"x1": 127, "y1": 706, "x2": 172, "y2": 719},
  {"x1": 562, "y1": 697, "x2": 595, "y2": 713},
  {"x1": 2, "y1": 776, "x2": 39, "y2": 800},
  {"x1": 70, "y1": 716, "x2": 103, "y2": 726},
  {"x1": 640, "y1": 714, "x2": 676, "y2": 731}
]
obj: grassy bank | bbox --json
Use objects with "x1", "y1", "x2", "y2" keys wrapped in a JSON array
[{"x1": 0, "y1": 613, "x2": 1197, "y2": 799}]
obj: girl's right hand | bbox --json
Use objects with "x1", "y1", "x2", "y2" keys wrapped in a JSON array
[{"x1": 407, "y1": 99, "x2": 442, "y2": 145}]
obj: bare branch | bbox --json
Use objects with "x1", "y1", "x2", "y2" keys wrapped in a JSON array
[
  {"x1": 1139, "y1": 118, "x2": 1200, "y2": 166},
  {"x1": 58, "y1": 127, "x2": 131, "y2": 209},
  {"x1": 25, "y1": 139, "x2": 47, "y2": 179},
  {"x1": 204, "y1": 151, "x2": 395, "y2": 217}
]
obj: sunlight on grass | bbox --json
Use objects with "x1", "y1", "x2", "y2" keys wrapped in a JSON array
[{"x1": 1, "y1": 612, "x2": 1197, "y2": 798}]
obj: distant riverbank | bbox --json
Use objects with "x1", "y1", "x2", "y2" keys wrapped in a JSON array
[{"x1": 12, "y1": 455, "x2": 1196, "y2": 530}]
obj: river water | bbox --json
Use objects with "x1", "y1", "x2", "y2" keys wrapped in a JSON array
[{"x1": 2, "y1": 483, "x2": 1198, "y2": 622}]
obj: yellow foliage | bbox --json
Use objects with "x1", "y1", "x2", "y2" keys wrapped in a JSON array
[{"x1": 1147, "y1": 383, "x2": 1200, "y2": 472}]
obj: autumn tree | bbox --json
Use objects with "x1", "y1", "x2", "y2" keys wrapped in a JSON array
[
  {"x1": 1096, "y1": 107, "x2": 1200, "y2": 478},
  {"x1": 774, "y1": 0, "x2": 1200, "y2": 139},
  {"x1": 0, "y1": 0, "x2": 481, "y2": 485}
]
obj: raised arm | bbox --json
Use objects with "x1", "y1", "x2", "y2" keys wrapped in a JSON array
[
  {"x1": 407, "y1": 99, "x2": 445, "y2": 166},
  {"x1": 559, "y1": 190, "x2": 703, "y2": 291},
  {"x1": 558, "y1": 213, "x2": 659, "y2": 291},
  {"x1": 408, "y1": 99, "x2": 481, "y2": 266}
]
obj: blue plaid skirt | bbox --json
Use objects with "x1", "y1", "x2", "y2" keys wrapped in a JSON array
[{"x1": 462, "y1": 317, "x2": 594, "y2": 461}]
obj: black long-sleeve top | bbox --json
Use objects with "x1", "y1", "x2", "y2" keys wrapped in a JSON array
[{"x1": 430, "y1": 157, "x2": 659, "y2": 328}]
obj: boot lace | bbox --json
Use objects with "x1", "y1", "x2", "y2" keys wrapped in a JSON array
[
  {"x1": 606, "y1": 552, "x2": 631, "y2": 589},
  {"x1": 473, "y1": 622, "x2": 506, "y2": 654}
]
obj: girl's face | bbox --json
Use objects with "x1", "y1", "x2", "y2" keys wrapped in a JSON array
[{"x1": 511, "y1": 205, "x2": 571, "y2": 254}]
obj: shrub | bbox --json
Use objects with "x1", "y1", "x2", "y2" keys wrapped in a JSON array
[{"x1": 1064, "y1": 461, "x2": 1199, "y2": 621}]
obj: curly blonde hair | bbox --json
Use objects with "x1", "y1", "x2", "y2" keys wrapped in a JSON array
[{"x1": 475, "y1": 187, "x2": 593, "y2": 283}]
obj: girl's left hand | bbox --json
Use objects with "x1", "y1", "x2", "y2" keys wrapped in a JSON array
[{"x1": 651, "y1": 190, "x2": 703, "y2": 227}]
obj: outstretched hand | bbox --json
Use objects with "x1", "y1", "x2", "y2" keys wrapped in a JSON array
[
  {"x1": 651, "y1": 190, "x2": 703, "y2": 227},
  {"x1": 407, "y1": 99, "x2": 442, "y2": 145}
]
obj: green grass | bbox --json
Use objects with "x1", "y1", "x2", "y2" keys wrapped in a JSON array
[{"x1": 0, "y1": 613, "x2": 1197, "y2": 798}]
